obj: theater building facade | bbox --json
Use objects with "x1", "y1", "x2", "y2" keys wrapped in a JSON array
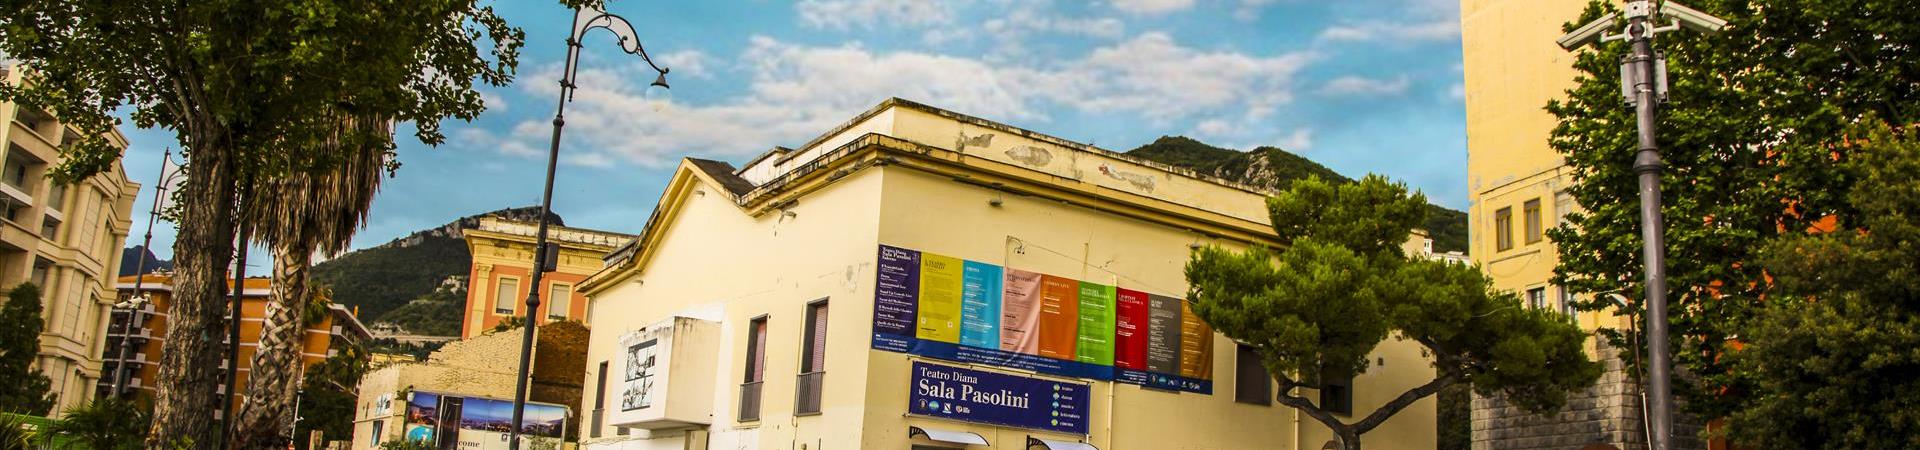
[{"x1": 577, "y1": 99, "x2": 1437, "y2": 450}]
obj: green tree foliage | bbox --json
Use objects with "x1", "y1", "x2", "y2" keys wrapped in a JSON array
[
  {"x1": 1547, "y1": 0, "x2": 1920, "y2": 419},
  {"x1": 379, "y1": 289, "x2": 466, "y2": 337},
  {"x1": 1187, "y1": 176, "x2": 1598, "y2": 450},
  {"x1": 0, "y1": 414, "x2": 33, "y2": 450},
  {"x1": 311, "y1": 230, "x2": 469, "y2": 322},
  {"x1": 1721, "y1": 124, "x2": 1920, "y2": 448},
  {"x1": 37, "y1": 398, "x2": 151, "y2": 450},
  {"x1": 1125, "y1": 136, "x2": 1470, "y2": 253},
  {"x1": 294, "y1": 342, "x2": 371, "y2": 450},
  {"x1": 0, "y1": 284, "x2": 54, "y2": 416}
]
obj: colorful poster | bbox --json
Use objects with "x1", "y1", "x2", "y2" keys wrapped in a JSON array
[
  {"x1": 870, "y1": 245, "x2": 1210, "y2": 394},
  {"x1": 917, "y1": 253, "x2": 965, "y2": 343},
  {"x1": 875, "y1": 246, "x2": 921, "y2": 336},
  {"x1": 909, "y1": 361, "x2": 1090, "y2": 434},
  {"x1": 1179, "y1": 300, "x2": 1214, "y2": 380},
  {"x1": 959, "y1": 261, "x2": 1004, "y2": 348},
  {"x1": 1036, "y1": 275, "x2": 1081, "y2": 360},
  {"x1": 1000, "y1": 269, "x2": 1043, "y2": 355},
  {"x1": 1113, "y1": 288, "x2": 1149, "y2": 370},
  {"x1": 1074, "y1": 282, "x2": 1117, "y2": 365},
  {"x1": 1145, "y1": 293, "x2": 1183, "y2": 374}
]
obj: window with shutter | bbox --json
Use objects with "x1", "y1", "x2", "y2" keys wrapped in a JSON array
[
  {"x1": 548, "y1": 283, "x2": 572, "y2": 320},
  {"x1": 740, "y1": 316, "x2": 768, "y2": 422},
  {"x1": 494, "y1": 277, "x2": 518, "y2": 314},
  {"x1": 796, "y1": 300, "x2": 828, "y2": 415},
  {"x1": 593, "y1": 361, "x2": 607, "y2": 438}
]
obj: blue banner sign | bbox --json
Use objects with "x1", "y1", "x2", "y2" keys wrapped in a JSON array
[{"x1": 910, "y1": 361, "x2": 1090, "y2": 435}]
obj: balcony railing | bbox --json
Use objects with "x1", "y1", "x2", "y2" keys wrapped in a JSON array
[
  {"x1": 738, "y1": 381, "x2": 763, "y2": 422},
  {"x1": 794, "y1": 372, "x2": 824, "y2": 415}
]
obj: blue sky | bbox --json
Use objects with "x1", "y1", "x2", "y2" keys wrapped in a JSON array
[{"x1": 122, "y1": 0, "x2": 1467, "y2": 260}]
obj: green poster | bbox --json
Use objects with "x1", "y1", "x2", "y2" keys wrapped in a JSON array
[
  {"x1": 1074, "y1": 281, "x2": 1117, "y2": 365},
  {"x1": 916, "y1": 253, "x2": 965, "y2": 343}
]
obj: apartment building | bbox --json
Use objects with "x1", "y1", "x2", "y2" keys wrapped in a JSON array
[
  {"x1": 102, "y1": 274, "x2": 373, "y2": 416},
  {"x1": 0, "y1": 63, "x2": 141, "y2": 414}
]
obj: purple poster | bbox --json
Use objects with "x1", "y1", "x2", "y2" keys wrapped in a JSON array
[{"x1": 875, "y1": 245, "x2": 921, "y2": 336}]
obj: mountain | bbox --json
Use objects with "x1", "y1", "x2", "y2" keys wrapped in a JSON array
[
  {"x1": 119, "y1": 245, "x2": 173, "y2": 276},
  {"x1": 1124, "y1": 136, "x2": 1469, "y2": 254},
  {"x1": 310, "y1": 206, "x2": 561, "y2": 334}
]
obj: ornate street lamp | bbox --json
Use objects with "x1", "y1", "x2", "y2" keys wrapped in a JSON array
[{"x1": 507, "y1": 5, "x2": 670, "y2": 448}]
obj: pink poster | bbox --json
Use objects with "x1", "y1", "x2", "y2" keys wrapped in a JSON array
[{"x1": 999, "y1": 269, "x2": 1043, "y2": 355}]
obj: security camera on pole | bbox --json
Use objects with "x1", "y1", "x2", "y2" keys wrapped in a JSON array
[{"x1": 1557, "y1": 2, "x2": 1727, "y2": 450}]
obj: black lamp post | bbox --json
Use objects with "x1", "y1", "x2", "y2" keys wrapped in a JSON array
[
  {"x1": 507, "y1": 5, "x2": 670, "y2": 449},
  {"x1": 1558, "y1": 2, "x2": 1726, "y2": 449}
]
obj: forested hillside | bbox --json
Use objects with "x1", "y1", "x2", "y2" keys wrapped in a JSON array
[{"x1": 1124, "y1": 136, "x2": 1468, "y2": 253}]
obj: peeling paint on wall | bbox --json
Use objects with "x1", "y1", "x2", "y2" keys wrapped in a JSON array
[
  {"x1": 956, "y1": 131, "x2": 994, "y2": 152},
  {"x1": 1005, "y1": 145, "x2": 1053, "y2": 167},
  {"x1": 1099, "y1": 164, "x2": 1156, "y2": 192}
]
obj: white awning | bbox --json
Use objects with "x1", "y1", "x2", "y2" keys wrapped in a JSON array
[
  {"x1": 1027, "y1": 437, "x2": 1098, "y2": 450},
  {"x1": 908, "y1": 426, "x2": 989, "y2": 446}
]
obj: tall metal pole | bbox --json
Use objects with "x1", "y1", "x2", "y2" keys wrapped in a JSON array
[
  {"x1": 1623, "y1": 2, "x2": 1674, "y2": 448},
  {"x1": 112, "y1": 149, "x2": 173, "y2": 396},
  {"x1": 507, "y1": 34, "x2": 580, "y2": 450},
  {"x1": 225, "y1": 185, "x2": 254, "y2": 450},
  {"x1": 509, "y1": 9, "x2": 668, "y2": 447}
]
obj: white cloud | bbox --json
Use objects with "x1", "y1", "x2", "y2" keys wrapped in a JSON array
[
  {"x1": 1109, "y1": 0, "x2": 1194, "y2": 15},
  {"x1": 1275, "y1": 128, "x2": 1314, "y2": 151},
  {"x1": 480, "y1": 33, "x2": 1314, "y2": 168},
  {"x1": 1448, "y1": 83, "x2": 1466, "y2": 100},
  {"x1": 479, "y1": 90, "x2": 509, "y2": 113},
  {"x1": 1018, "y1": 32, "x2": 1314, "y2": 121},
  {"x1": 797, "y1": 0, "x2": 955, "y2": 30},
  {"x1": 1323, "y1": 75, "x2": 1412, "y2": 96},
  {"x1": 1319, "y1": 20, "x2": 1460, "y2": 43},
  {"x1": 655, "y1": 50, "x2": 716, "y2": 80}
]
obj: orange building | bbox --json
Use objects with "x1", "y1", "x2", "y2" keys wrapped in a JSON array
[
  {"x1": 459, "y1": 217, "x2": 633, "y2": 338},
  {"x1": 100, "y1": 274, "x2": 372, "y2": 416}
]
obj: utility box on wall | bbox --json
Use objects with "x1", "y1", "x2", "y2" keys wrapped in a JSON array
[{"x1": 607, "y1": 316, "x2": 721, "y2": 429}]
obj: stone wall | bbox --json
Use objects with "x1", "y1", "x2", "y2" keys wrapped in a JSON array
[{"x1": 1471, "y1": 342, "x2": 1704, "y2": 450}]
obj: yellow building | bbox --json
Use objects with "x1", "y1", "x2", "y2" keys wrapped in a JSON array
[
  {"x1": 574, "y1": 99, "x2": 1438, "y2": 450},
  {"x1": 460, "y1": 217, "x2": 633, "y2": 338},
  {"x1": 1460, "y1": 1, "x2": 1701, "y2": 448},
  {"x1": 0, "y1": 63, "x2": 141, "y2": 414}
]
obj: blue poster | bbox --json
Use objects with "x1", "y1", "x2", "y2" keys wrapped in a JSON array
[
  {"x1": 909, "y1": 361, "x2": 1090, "y2": 435},
  {"x1": 959, "y1": 261, "x2": 1004, "y2": 348}
]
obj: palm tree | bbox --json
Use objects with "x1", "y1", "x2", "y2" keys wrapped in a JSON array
[
  {"x1": 37, "y1": 398, "x2": 150, "y2": 450},
  {"x1": 231, "y1": 113, "x2": 392, "y2": 449}
]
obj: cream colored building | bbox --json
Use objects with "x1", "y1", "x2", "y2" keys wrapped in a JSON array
[
  {"x1": 575, "y1": 99, "x2": 1438, "y2": 450},
  {"x1": 0, "y1": 63, "x2": 141, "y2": 414},
  {"x1": 1459, "y1": 1, "x2": 1697, "y2": 448}
]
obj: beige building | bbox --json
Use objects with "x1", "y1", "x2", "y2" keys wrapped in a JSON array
[
  {"x1": 573, "y1": 99, "x2": 1438, "y2": 450},
  {"x1": 352, "y1": 320, "x2": 588, "y2": 449},
  {"x1": 0, "y1": 64, "x2": 141, "y2": 414},
  {"x1": 1459, "y1": 1, "x2": 1699, "y2": 448}
]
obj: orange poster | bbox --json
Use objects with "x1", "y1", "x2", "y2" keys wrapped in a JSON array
[
  {"x1": 1178, "y1": 299, "x2": 1214, "y2": 380},
  {"x1": 1035, "y1": 274, "x2": 1081, "y2": 360},
  {"x1": 999, "y1": 269, "x2": 1044, "y2": 355}
]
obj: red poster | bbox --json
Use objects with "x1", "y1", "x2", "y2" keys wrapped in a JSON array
[
  {"x1": 1113, "y1": 288, "x2": 1149, "y2": 370},
  {"x1": 1035, "y1": 274, "x2": 1080, "y2": 360},
  {"x1": 1000, "y1": 269, "x2": 1044, "y2": 355}
]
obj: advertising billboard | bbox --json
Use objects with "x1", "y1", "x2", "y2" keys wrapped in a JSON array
[{"x1": 401, "y1": 391, "x2": 568, "y2": 450}]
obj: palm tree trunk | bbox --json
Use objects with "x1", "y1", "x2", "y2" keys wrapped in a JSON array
[
  {"x1": 231, "y1": 240, "x2": 314, "y2": 450},
  {"x1": 146, "y1": 134, "x2": 238, "y2": 450}
]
